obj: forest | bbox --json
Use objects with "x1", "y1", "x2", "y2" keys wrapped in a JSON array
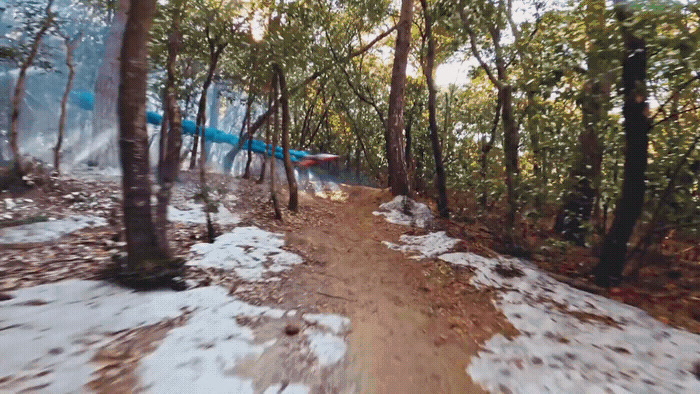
[{"x1": 0, "y1": 0, "x2": 699, "y2": 392}]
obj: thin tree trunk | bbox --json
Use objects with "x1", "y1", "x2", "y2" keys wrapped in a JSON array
[
  {"x1": 189, "y1": 42, "x2": 226, "y2": 169},
  {"x1": 155, "y1": 0, "x2": 186, "y2": 255},
  {"x1": 92, "y1": 0, "x2": 128, "y2": 167},
  {"x1": 258, "y1": 87, "x2": 274, "y2": 185},
  {"x1": 593, "y1": 2, "x2": 650, "y2": 287},
  {"x1": 385, "y1": 0, "x2": 413, "y2": 196},
  {"x1": 274, "y1": 63, "x2": 298, "y2": 212},
  {"x1": 56, "y1": 33, "x2": 79, "y2": 174},
  {"x1": 118, "y1": 0, "x2": 166, "y2": 269},
  {"x1": 480, "y1": 96, "x2": 501, "y2": 208},
  {"x1": 555, "y1": 0, "x2": 607, "y2": 244},
  {"x1": 242, "y1": 91, "x2": 256, "y2": 179},
  {"x1": 501, "y1": 84, "x2": 519, "y2": 228},
  {"x1": 10, "y1": 0, "x2": 54, "y2": 176},
  {"x1": 420, "y1": 0, "x2": 448, "y2": 218},
  {"x1": 270, "y1": 74, "x2": 282, "y2": 220}
]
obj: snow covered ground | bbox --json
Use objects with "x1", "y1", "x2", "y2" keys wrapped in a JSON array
[
  {"x1": 187, "y1": 226, "x2": 304, "y2": 281},
  {"x1": 373, "y1": 196, "x2": 434, "y2": 228},
  {"x1": 168, "y1": 201, "x2": 240, "y2": 225},
  {"x1": 0, "y1": 215, "x2": 106, "y2": 244},
  {"x1": 0, "y1": 224, "x2": 350, "y2": 393},
  {"x1": 379, "y1": 199, "x2": 700, "y2": 393}
]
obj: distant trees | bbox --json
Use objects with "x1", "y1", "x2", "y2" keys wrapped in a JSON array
[{"x1": 8, "y1": 0, "x2": 55, "y2": 179}]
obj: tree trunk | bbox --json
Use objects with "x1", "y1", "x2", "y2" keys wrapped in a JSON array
[
  {"x1": 155, "y1": 0, "x2": 186, "y2": 256},
  {"x1": 555, "y1": 0, "x2": 607, "y2": 244},
  {"x1": 118, "y1": 0, "x2": 167, "y2": 269},
  {"x1": 480, "y1": 96, "x2": 501, "y2": 208},
  {"x1": 593, "y1": 3, "x2": 650, "y2": 287},
  {"x1": 241, "y1": 91, "x2": 255, "y2": 179},
  {"x1": 189, "y1": 43, "x2": 225, "y2": 169},
  {"x1": 501, "y1": 84, "x2": 519, "y2": 228},
  {"x1": 384, "y1": 0, "x2": 413, "y2": 196},
  {"x1": 274, "y1": 63, "x2": 298, "y2": 212},
  {"x1": 10, "y1": 0, "x2": 54, "y2": 176},
  {"x1": 420, "y1": 0, "x2": 448, "y2": 218},
  {"x1": 270, "y1": 74, "x2": 282, "y2": 220},
  {"x1": 92, "y1": 0, "x2": 128, "y2": 167},
  {"x1": 56, "y1": 33, "x2": 78, "y2": 174}
]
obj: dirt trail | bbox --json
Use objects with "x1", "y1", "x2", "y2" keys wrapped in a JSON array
[{"x1": 276, "y1": 186, "x2": 512, "y2": 393}]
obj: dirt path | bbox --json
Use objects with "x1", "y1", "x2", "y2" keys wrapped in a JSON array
[{"x1": 268, "y1": 186, "x2": 513, "y2": 393}]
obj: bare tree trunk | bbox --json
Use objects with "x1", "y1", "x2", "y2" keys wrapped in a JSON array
[
  {"x1": 56, "y1": 33, "x2": 79, "y2": 174},
  {"x1": 555, "y1": 0, "x2": 607, "y2": 244},
  {"x1": 155, "y1": 0, "x2": 186, "y2": 255},
  {"x1": 270, "y1": 74, "x2": 282, "y2": 220},
  {"x1": 258, "y1": 87, "x2": 274, "y2": 185},
  {"x1": 189, "y1": 41, "x2": 226, "y2": 169},
  {"x1": 92, "y1": 0, "x2": 128, "y2": 167},
  {"x1": 384, "y1": 0, "x2": 413, "y2": 196},
  {"x1": 274, "y1": 63, "x2": 298, "y2": 212},
  {"x1": 593, "y1": 2, "x2": 650, "y2": 287},
  {"x1": 118, "y1": 0, "x2": 167, "y2": 269},
  {"x1": 501, "y1": 84, "x2": 519, "y2": 229},
  {"x1": 480, "y1": 97, "x2": 501, "y2": 208},
  {"x1": 241, "y1": 91, "x2": 255, "y2": 179},
  {"x1": 420, "y1": 0, "x2": 448, "y2": 218},
  {"x1": 10, "y1": 0, "x2": 54, "y2": 176}
]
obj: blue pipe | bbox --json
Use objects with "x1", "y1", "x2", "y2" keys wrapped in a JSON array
[{"x1": 70, "y1": 90, "x2": 309, "y2": 162}]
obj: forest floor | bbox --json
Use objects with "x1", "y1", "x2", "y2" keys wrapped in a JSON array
[{"x1": 0, "y1": 167, "x2": 699, "y2": 393}]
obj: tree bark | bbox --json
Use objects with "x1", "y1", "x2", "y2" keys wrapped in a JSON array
[
  {"x1": 593, "y1": 3, "x2": 650, "y2": 287},
  {"x1": 56, "y1": 33, "x2": 79, "y2": 174},
  {"x1": 10, "y1": 0, "x2": 54, "y2": 176},
  {"x1": 118, "y1": 0, "x2": 166, "y2": 269},
  {"x1": 384, "y1": 0, "x2": 413, "y2": 196},
  {"x1": 270, "y1": 74, "x2": 282, "y2": 220},
  {"x1": 274, "y1": 63, "x2": 298, "y2": 212},
  {"x1": 155, "y1": 0, "x2": 186, "y2": 256},
  {"x1": 92, "y1": 0, "x2": 128, "y2": 167},
  {"x1": 420, "y1": 0, "x2": 448, "y2": 218}
]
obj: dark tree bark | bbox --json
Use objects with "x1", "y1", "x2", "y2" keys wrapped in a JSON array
[
  {"x1": 56, "y1": 32, "x2": 79, "y2": 174},
  {"x1": 420, "y1": 0, "x2": 448, "y2": 218},
  {"x1": 258, "y1": 85, "x2": 275, "y2": 185},
  {"x1": 118, "y1": 0, "x2": 168, "y2": 269},
  {"x1": 155, "y1": 0, "x2": 187, "y2": 255},
  {"x1": 270, "y1": 74, "x2": 282, "y2": 220},
  {"x1": 273, "y1": 63, "x2": 298, "y2": 212},
  {"x1": 555, "y1": 0, "x2": 607, "y2": 244},
  {"x1": 593, "y1": 3, "x2": 650, "y2": 287},
  {"x1": 241, "y1": 90, "x2": 255, "y2": 179},
  {"x1": 10, "y1": 0, "x2": 54, "y2": 176},
  {"x1": 385, "y1": 0, "x2": 413, "y2": 196}
]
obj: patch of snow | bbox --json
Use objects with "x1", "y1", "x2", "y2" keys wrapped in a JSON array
[
  {"x1": 0, "y1": 280, "x2": 351, "y2": 393},
  {"x1": 303, "y1": 313, "x2": 351, "y2": 335},
  {"x1": 4, "y1": 198, "x2": 16, "y2": 210},
  {"x1": 383, "y1": 231, "x2": 460, "y2": 258},
  {"x1": 306, "y1": 330, "x2": 348, "y2": 366},
  {"x1": 0, "y1": 215, "x2": 106, "y2": 244},
  {"x1": 168, "y1": 202, "x2": 240, "y2": 225},
  {"x1": 388, "y1": 234, "x2": 700, "y2": 393},
  {"x1": 372, "y1": 196, "x2": 434, "y2": 228},
  {"x1": 264, "y1": 383, "x2": 311, "y2": 394},
  {"x1": 188, "y1": 226, "x2": 303, "y2": 281}
]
